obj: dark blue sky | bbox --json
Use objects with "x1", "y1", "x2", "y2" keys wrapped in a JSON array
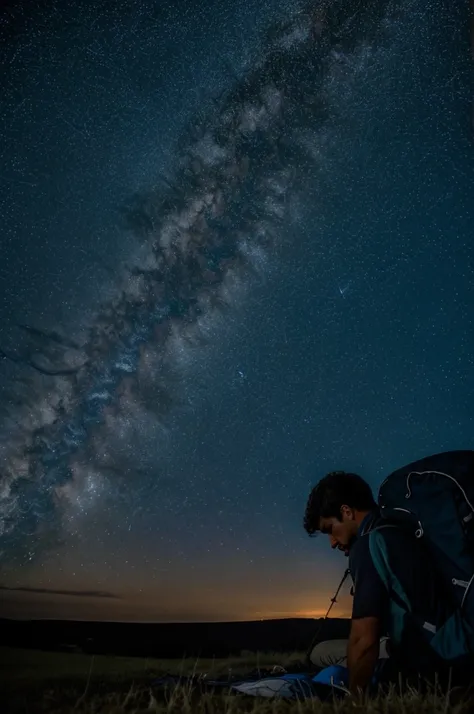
[{"x1": 1, "y1": 0, "x2": 473, "y2": 622}]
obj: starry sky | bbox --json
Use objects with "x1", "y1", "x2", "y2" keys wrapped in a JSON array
[{"x1": 0, "y1": 0, "x2": 473, "y2": 623}]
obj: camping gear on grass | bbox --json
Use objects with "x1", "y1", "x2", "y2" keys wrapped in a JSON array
[{"x1": 151, "y1": 666, "x2": 350, "y2": 701}]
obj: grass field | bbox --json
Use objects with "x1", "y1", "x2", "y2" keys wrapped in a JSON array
[{"x1": 1, "y1": 647, "x2": 473, "y2": 713}]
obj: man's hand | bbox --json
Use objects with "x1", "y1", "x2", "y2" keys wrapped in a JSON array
[{"x1": 347, "y1": 616, "x2": 380, "y2": 696}]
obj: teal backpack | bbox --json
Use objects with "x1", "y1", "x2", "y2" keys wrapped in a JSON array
[{"x1": 366, "y1": 450, "x2": 474, "y2": 664}]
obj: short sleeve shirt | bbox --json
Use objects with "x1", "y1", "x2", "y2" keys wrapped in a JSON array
[{"x1": 348, "y1": 511, "x2": 390, "y2": 626}]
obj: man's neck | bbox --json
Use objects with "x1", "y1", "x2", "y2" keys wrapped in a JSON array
[{"x1": 354, "y1": 509, "x2": 373, "y2": 528}]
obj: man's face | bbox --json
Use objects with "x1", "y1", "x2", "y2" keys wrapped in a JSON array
[{"x1": 319, "y1": 506, "x2": 358, "y2": 557}]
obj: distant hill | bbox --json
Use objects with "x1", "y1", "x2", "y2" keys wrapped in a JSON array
[{"x1": 0, "y1": 617, "x2": 350, "y2": 658}]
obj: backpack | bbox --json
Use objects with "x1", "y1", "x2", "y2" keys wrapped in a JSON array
[{"x1": 368, "y1": 449, "x2": 474, "y2": 664}]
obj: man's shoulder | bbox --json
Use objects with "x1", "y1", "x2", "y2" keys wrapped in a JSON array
[
  {"x1": 350, "y1": 510, "x2": 386, "y2": 557},
  {"x1": 362, "y1": 519, "x2": 423, "y2": 575},
  {"x1": 350, "y1": 516, "x2": 413, "y2": 568},
  {"x1": 369, "y1": 518, "x2": 415, "y2": 544},
  {"x1": 348, "y1": 530, "x2": 372, "y2": 571},
  {"x1": 366, "y1": 518, "x2": 417, "y2": 551}
]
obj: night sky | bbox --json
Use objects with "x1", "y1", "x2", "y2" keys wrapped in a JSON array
[{"x1": 0, "y1": 0, "x2": 473, "y2": 623}]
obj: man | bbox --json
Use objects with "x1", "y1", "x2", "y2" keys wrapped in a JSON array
[{"x1": 303, "y1": 470, "x2": 464, "y2": 696}]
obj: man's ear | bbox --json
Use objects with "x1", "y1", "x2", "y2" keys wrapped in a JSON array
[{"x1": 340, "y1": 504, "x2": 354, "y2": 520}]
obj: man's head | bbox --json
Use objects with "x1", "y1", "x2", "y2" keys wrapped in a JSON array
[{"x1": 303, "y1": 471, "x2": 377, "y2": 555}]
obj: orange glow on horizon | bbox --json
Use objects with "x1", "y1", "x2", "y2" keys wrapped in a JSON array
[
  {"x1": 1, "y1": 577, "x2": 353, "y2": 623},
  {"x1": 252, "y1": 609, "x2": 351, "y2": 620}
]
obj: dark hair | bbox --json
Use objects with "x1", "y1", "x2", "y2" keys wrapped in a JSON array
[{"x1": 303, "y1": 471, "x2": 376, "y2": 535}]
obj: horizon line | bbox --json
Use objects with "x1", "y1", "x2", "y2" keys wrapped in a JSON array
[{"x1": 0, "y1": 614, "x2": 351, "y2": 625}]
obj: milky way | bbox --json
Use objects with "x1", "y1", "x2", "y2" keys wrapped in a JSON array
[
  {"x1": 0, "y1": 0, "x2": 402, "y2": 565},
  {"x1": 0, "y1": 0, "x2": 469, "y2": 583}
]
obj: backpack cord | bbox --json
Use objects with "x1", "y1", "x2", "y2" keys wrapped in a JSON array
[{"x1": 305, "y1": 568, "x2": 351, "y2": 667}]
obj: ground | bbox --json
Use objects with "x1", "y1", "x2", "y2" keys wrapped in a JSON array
[{"x1": 1, "y1": 647, "x2": 473, "y2": 713}]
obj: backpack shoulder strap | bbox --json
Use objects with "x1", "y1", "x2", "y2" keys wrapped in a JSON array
[{"x1": 367, "y1": 527, "x2": 414, "y2": 617}]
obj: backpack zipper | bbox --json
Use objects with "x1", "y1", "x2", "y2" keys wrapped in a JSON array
[
  {"x1": 452, "y1": 578, "x2": 470, "y2": 588},
  {"x1": 405, "y1": 470, "x2": 474, "y2": 515}
]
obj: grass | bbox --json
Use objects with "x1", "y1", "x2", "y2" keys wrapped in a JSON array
[
  {"x1": 0, "y1": 646, "x2": 303, "y2": 681},
  {"x1": 1, "y1": 647, "x2": 473, "y2": 714}
]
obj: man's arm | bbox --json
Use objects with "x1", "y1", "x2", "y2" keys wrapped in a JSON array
[
  {"x1": 347, "y1": 533, "x2": 389, "y2": 696},
  {"x1": 347, "y1": 616, "x2": 381, "y2": 695}
]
